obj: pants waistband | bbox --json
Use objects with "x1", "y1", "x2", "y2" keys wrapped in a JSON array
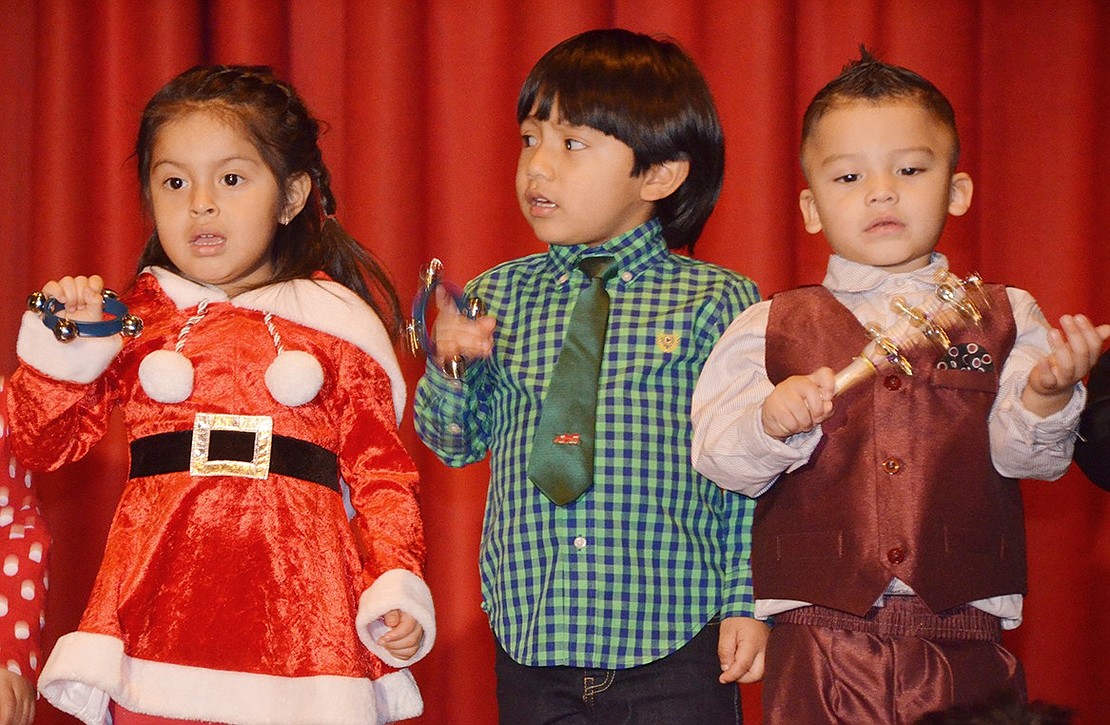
[{"x1": 775, "y1": 596, "x2": 1002, "y2": 642}]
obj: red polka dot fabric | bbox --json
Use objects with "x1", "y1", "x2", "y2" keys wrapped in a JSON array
[{"x1": 0, "y1": 379, "x2": 48, "y2": 684}]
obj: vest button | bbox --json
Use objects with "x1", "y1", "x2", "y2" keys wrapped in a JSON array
[
  {"x1": 887, "y1": 547, "x2": 906, "y2": 564},
  {"x1": 882, "y1": 457, "x2": 903, "y2": 475},
  {"x1": 884, "y1": 375, "x2": 902, "y2": 391}
]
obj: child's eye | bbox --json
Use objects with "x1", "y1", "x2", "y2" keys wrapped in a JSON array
[
  {"x1": 163, "y1": 177, "x2": 185, "y2": 190},
  {"x1": 223, "y1": 173, "x2": 243, "y2": 186},
  {"x1": 898, "y1": 167, "x2": 924, "y2": 176},
  {"x1": 521, "y1": 134, "x2": 537, "y2": 148},
  {"x1": 834, "y1": 173, "x2": 860, "y2": 184},
  {"x1": 564, "y1": 138, "x2": 586, "y2": 151}
]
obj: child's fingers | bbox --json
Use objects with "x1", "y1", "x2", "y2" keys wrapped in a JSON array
[
  {"x1": 41, "y1": 276, "x2": 106, "y2": 321},
  {"x1": 380, "y1": 609, "x2": 401, "y2": 629},
  {"x1": 1044, "y1": 326, "x2": 1077, "y2": 386},
  {"x1": 736, "y1": 649, "x2": 766, "y2": 685},
  {"x1": 434, "y1": 285, "x2": 461, "y2": 315},
  {"x1": 809, "y1": 367, "x2": 837, "y2": 400},
  {"x1": 1063, "y1": 315, "x2": 1110, "y2": 370}
]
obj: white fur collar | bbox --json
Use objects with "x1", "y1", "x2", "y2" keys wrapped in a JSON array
[{"x1": 143, "y1": 267, "x2": 406, "y2": 422}]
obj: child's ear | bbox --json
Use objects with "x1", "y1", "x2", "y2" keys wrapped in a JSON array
[
  {"x1": 639, "y1": 159, "x2": 690, "y2": 202},
  {"x1": 948, "y1": 172, "x2": 973, "y2": 217},
  {"x1": 280, "y1": 172, "x2": 312, "y2": 224},
  {"x1": 799, "y1": 189, "x2": 823, "y2": 234}
]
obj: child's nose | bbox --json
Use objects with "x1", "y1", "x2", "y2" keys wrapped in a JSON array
[
  {"x1": 867, "y1": 175, "x2": 898, "y2": 205},
  {"x1": 525, "y1": 143, "x2": 554, "y2": 179},
  {"x1": 190, "y1": 185, "x2": 217, "y2": 216}
]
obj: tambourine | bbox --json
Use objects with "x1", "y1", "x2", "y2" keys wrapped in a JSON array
[
  {"x1": 28, "y1": 289, "x2": 144, "y2": 343},
  {"x1": 403, "y1": 258, "x2": 485, "y2": 379}
]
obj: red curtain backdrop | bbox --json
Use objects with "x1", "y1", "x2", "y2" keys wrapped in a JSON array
[{"x1": 2, "y1": 2, "x2": 1107, "y2": 723}]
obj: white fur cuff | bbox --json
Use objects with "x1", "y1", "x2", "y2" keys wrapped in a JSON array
[
  {"x1": 16, "y1": 311, "x2": 121, "y2": 384},
  {"x1": 356, "y1": 569, "x2": 436, "y2": 669}
]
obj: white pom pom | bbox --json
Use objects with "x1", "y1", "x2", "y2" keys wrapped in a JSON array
[
  {"x1": 265, "y1": 350, "x2": 323, "y2": 407},
  {"x1": 138, "y1": 350, "x2": 195, "y2": 403}
]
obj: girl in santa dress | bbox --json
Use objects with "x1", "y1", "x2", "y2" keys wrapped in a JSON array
[{"x1": 7, "y1": 65, "x2": 433, "y2": 725}]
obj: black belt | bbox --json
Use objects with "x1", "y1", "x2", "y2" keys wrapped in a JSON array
[{"x1": 129, "y1": 428, "x2": 340, "y2": 494}]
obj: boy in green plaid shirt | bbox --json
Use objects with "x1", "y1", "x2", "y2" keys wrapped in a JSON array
[{"x1": 414, "y1": 28, "x2": 766, "y2": 723}]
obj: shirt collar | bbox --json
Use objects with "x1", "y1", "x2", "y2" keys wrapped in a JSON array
[
  {"x1": 823, "y1": 251, "x2": 950, "y2": 294},
  {"x1": 543, "y1": 218, "x2": 668, "y2": 286}
]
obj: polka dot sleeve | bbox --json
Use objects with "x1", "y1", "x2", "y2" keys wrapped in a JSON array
[{"x1": 0, "y1": 378, "x2": 49, "y2": 684}]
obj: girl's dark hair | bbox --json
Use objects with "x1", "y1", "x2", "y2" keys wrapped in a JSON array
[
  {"x1": 135, "y1": 65, "x2": 403, "y2": 339},
  {"x1": 802, "y1": 47, "x2": 960, "y2": 172},
  {"x1": 517, "y1": 28, "x2": 724, "y2": 252}
]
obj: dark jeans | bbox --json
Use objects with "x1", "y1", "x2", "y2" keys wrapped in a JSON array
[{"x1": 494, "y1": 620, "x2": 741, "y2": 725}]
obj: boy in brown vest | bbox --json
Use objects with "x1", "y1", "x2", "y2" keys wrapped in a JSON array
[{"x1": 690, "y1": 49, "x2": 1109, "y2": 724}]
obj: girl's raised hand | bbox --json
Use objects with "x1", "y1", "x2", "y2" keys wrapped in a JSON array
[{"x1": 42, "y1": 275, "x2": 106, "y2": 323}]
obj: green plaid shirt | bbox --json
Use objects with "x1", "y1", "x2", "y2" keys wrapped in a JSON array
[{"x1": 414, "y1": 220, "x2": 760, "y2": 668}]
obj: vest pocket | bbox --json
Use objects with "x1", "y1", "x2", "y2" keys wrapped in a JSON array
[{"x1": 932, "y1": 367, "x2": 998, "y2": 393}]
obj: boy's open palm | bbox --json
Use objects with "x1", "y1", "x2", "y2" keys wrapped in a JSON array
[{"x1": 1024, "y1": 314, "x2": 1110, "y2": 418}]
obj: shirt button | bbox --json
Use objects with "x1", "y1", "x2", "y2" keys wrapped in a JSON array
[
  {"x1": 883, "y1": 375, "x2": 902, "y2": 391},
  {"x1": 447, "y1": 423, "x2": 463, "y2": 435},
  {"x1": 573, "y1": 536, "x2": 587, "y2": 550},
  {"x1": 882, "y1": 457, "x2": 903, "y2": 475},
  {"x1": 621, "y1": 271, "x2": 632, "y2": 283},
  {"x1": 556, "y1": 274, "x2": 569, "y2": 285},
  {"x1": 887, "y1": 546, "x2": 906, "y2": 564}
]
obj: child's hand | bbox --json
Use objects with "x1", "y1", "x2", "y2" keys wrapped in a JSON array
[
  {"x1": 717, "y1": 616, "x2": 770, "y2": 684},
  {"x1": 42, "y1": 275, "x2": 106, "y2": 323},
  {"x1": 430, "y1": 285, "x2": 496, "y2": 368},
  {"x1": 376, "y1": 608, "x2": 424, "y2": 661},
  {"x1": 761, "y1": 368, "x2": 836, "y2": 440},
  {"x1": 1023, "y1": 314, "x2": 1110, "y2": 418},
  {"x1": 0, "y1": 670, "x2": 35, "y2": 725}
]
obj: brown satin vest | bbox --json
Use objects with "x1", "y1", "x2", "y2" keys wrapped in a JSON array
[{"x1": 755, "y1": 284, "x2": 1024, "y2": 616}]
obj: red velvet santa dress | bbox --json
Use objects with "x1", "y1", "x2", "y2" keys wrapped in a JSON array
[{"x1": 8, "y1": 267, "x2": 434, "y2": 725}]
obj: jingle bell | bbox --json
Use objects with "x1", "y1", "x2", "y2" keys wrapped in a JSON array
[
  {"x1": 26, "y1": 291, "x2": 47, "y2": 314},
  {"x1": 443, "y1": 355, "x2": 466, "y2": 379},
  {"x1": 120, "y1": 314, "x2": 144, "y2": 338},
  {"x1": 53, "y1": 318, "x2": 79, "y2": 343}
]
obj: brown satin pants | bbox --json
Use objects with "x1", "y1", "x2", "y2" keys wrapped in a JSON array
[{"x1": 762, "y1": 596, "x2": 1025, "y2": 725}]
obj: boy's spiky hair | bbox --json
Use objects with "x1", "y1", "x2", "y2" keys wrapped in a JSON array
[{"x1": 801, "y1": 46, "x2": 960, "y2": 171}]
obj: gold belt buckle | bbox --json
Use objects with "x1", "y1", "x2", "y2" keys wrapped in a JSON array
[{"x1": 190, "y1": 413, "x2": 273, "y2": 479}]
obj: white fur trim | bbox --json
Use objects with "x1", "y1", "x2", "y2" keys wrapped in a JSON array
[
  {"x1": 265, "y1": 350, "x2": 325, "y2": 407},
  {"x1": 138, "y1": 350, "x2": 195, "y2": 403},
  {"x1": 39, "y1": 631, "x2": 423, "y2": 725},
  {"x1": 15, "y1": 312, "x2": 122, "y2": 384},
  {"x1": 234, "y1": 279, "x2": 406, "y2": 422},
  {"x1": 356, "y1": 569, "x2": 436, "y2": 669},
  {"x1": 141, "y1": 268, "x2": 406, "y2": 422}
]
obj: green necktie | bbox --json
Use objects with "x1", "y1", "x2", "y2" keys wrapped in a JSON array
[{"x1": 527, "y1": 256, "x2": 619, "y2": 505}]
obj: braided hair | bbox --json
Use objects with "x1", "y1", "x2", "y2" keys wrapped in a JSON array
[{"x1": 135, "y1": 65, "x2": 403, "y2": 339}]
